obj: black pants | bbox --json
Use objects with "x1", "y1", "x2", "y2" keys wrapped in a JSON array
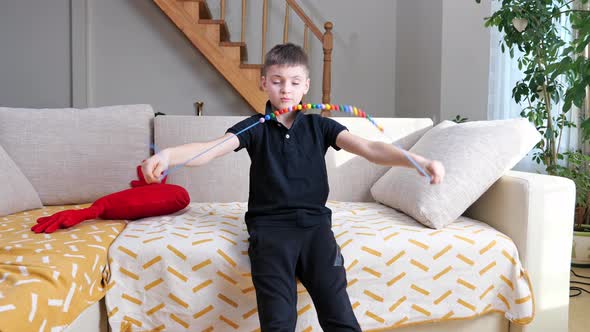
[{"x1": 248, "y1": 221, "x2": 361, "y2": 332}]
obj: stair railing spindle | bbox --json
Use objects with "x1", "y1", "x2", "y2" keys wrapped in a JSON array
[
  {"x1": 283, "y1": 3, "x2": 290, "y2": 43},
  {"x1": 241, "y1": 0, "x2": 246, "y2": 43},
  {"x1": 261, "y1": 0, "x2": 268, "y2": 64}
]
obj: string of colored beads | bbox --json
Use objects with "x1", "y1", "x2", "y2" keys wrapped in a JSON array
[
  {"x1": 164, "y1": 102, "x2": 431, "y2": 183},
  {"x1": 263, "y1": 104, "x2": 385, "y2": 132}
]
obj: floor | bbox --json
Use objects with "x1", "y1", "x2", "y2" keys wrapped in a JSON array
[{"x1": 570, "y1": 267, "x2": 590, "y2": 332}]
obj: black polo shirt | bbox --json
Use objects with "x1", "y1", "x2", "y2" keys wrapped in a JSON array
[{"x1": 226, "y1": 101, "x2": 348, "y2": 227}]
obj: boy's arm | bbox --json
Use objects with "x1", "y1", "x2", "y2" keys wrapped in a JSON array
[
  {"x1": 166, "y1": 133, "x2": 239, "y2": 166},
  {"x1": 335, "y1": 131, "x2": 445, "y2": 184},
  {"x1": 142, "y1": 133, "x2": 239, "y2": 183}
]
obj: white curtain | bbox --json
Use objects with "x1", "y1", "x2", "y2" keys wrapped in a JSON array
[{"x1": 487, "y1": 1, "x2": 579, "y2": 173}]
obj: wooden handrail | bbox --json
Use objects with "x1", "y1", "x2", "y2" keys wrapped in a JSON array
[{"x1": 285, "y1": 0, "x2": 323, "y2": 41}]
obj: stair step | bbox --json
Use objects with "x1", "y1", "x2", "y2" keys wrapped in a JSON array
[
  {"x1": 240, "y1": 64, "x2": 263, "y2": 70},
  {"x1": 177, "y1": 0, "x2": 212, "y2": 20},
  {"x1": 198, "y1": 0, "x2": 212, "y2": 19},
  {"x1": 219, "y1": 44, "x2": 242, "y2": 65},
  {"x1": 199, "y1": 19, "x2": 230, "y2": 42},
  {"x1": 201, "y1": 23, "x2": 221, "y2": 44},
  {"x1": 179, "y1": 0, "x2": 198, "y2": 20},
  {"x1": 155, "y1": 0, "x2": 268, "y2": 113},
  {"x1": 240, "y1": 64, "x2": 264, "y2": 90},
  {"x1": 240, "y1": 67, "x2": 263, "y2": 89},
  {"x1": 220, "y1": 42, "x2": 248, "y2": 62}
]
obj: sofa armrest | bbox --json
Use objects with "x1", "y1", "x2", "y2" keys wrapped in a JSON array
[{"x1": 464, "y1": 170, "x2": 575, "y2": 332}]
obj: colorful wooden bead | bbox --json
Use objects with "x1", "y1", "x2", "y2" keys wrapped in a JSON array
[{"x1": 265, "y1": 103, "x2": 387, "y2": 137}]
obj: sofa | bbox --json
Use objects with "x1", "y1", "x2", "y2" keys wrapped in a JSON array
[{"x1": 0, "y1": 105, "x2": 575, "y2": 332}]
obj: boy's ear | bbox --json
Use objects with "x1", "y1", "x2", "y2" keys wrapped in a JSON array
[
  {"x1": 260, "y1": 76, "x2": 267, "y2": 91},
  {"x1": 304, "y1": 77, "x2": 310, "y2": 94}
]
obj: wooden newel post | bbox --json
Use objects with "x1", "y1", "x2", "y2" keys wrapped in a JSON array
[{"x1": 321, "y1": 22, "x2": 333, "y2": 117}]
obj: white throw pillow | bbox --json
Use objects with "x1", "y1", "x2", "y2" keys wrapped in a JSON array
[
  {"x1": 0, "y1": 105, "x2": 153, "y2": 205},
  {"x1": 370, "y1": 119, "x2": 542, "y2": 229},
  {"x1": 0, "y1": 144, "x2": 42, "y2": 217}
]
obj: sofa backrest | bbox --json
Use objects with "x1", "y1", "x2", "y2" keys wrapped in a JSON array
[
  {"x1": 155, "y1": 115, "x2": 432, "y2": 202},
  {"x1": 0, "y1": 105, "x2": 153, "y2": 205}
]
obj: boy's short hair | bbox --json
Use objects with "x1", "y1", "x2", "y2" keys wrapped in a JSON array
[{"x1": 262, "y1": 43, "x2": 309, "y2": 77}]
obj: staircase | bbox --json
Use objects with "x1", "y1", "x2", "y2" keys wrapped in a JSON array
[{"x1": 153, "y1": 0, "x2": 333, "y2": 115}]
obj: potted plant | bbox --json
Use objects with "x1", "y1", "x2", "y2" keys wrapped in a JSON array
[
  {"x1": 451, "y1": 115, "x2": 469, "y2": 123},
  {"x1": 476, "y1": 0, "x2": 590, "y2": 171},
  {"x1": 476, "y1": 0, "x2": 590, "y2": 263},
  {"x1": 553, "y1": 149, "x2": 590, "y2": 266}
]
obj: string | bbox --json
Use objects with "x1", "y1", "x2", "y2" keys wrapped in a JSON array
[
  {"x1": 157, "y1": 104, "x2": 431, "y2": 182},
  {"x1": 160, "y1": 119, "x2": 263, "y2": 179}
]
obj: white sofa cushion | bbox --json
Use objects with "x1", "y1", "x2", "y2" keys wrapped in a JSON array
[
  {"x1": 0, "y1": 144, "x2": 42, "y2": 217},
  {"x1": 370, "y1": 119, "x2": 541, "y2": 229},
  {"x1": 0, "y1": 105, "x2": 153, "y2": 205}
]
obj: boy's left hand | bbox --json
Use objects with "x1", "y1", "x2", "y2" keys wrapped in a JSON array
[{"x1": 422, "y1": 160, "x2": 445, "y2": 185}]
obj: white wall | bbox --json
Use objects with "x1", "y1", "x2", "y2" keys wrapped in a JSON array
[
  {"x1": 0, "y1": 0, "x2": 492, "y2": 121},
  {"x1": 395, "y1": 0, "x2": 491, "y2": 123},
  {"x1": 440, "y1": 0, "x2": 491, "y2": 122},
  {"x1": 299, "y1": 0, "x2": 397, "y2": 117},
  {"x1": 88, "y1": 0, "x2": 252, "y2": 116},
  {"x1": 0, "y1": 1, "x2": 71, "y2": 108},
  {"x1": 395, "y1": 0, "x2": 443, "y2": 121}
]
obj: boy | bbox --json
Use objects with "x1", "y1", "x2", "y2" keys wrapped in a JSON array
[{"x1": 142, "y1": 43, "x2": 445, "y2": 331}]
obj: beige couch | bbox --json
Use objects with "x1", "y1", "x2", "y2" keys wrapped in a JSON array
[{"x1": 0, "y1": 106, "x2": 575, "y2": 332}]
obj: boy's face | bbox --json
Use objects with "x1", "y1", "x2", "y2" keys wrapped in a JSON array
[{"x1": 261, "y1": 65, "x2": 310, "y2": 111}]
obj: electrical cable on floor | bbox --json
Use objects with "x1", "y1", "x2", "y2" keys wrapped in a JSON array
[{"x1": 570, "y1": 269, "x2": 590, "y2": 297}]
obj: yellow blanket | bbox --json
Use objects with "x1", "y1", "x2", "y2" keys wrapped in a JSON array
[
  {"x1": 106, "y1": 202, "x2": 534, "y2": 331},
  {"x1": 0, "y1": 205, "x2": 126, "y2": 332}
]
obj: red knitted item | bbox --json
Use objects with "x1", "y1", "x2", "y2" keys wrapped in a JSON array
[{"x1": 32, "y1": 166, "x2": 190, "y2": 233}]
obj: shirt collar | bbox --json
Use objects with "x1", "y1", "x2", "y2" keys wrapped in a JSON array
[
  {"x1": 264, "y1": 100, "x2": 274, "y2": 115},
  {"x1": 264, "y1": 100, "x2": 304, "y2": 126}
]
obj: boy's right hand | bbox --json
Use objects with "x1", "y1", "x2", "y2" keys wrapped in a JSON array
[{"x1": 141, "y1": 149, "x2": 170, "y2": 184}]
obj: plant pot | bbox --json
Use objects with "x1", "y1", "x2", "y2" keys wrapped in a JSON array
[
  {"x1": 575, "y1": 206, "x2": 586, "y2": 224},
  {"x1": 572, "y1": 224, "x2": 590, "y2": 267}
]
